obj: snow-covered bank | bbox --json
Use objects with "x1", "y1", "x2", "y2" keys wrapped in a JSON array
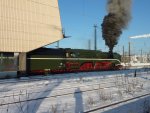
[
  {"x1": 0, "y1": 70, "x2": 150, "y2": 113},
  {"x1": 102, "y1": 96, "x2": 150, "y2": 113},
  {"x1": 121, "y1": 63, "x2": 150, "y2": 69}
]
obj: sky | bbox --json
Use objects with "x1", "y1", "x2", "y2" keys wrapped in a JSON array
[{"x1": 48, "y1": 0, "x2": 150, "y2": 55}]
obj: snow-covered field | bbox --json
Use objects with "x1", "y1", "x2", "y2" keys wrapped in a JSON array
[{"x1": 0, "y1": 69, "x2": 150, "y2": 113}]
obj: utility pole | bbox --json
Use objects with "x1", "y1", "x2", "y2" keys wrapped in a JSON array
[
  {"x1": 94, "y1": 24, "x2": 97, "y2": 51},
  {"x1": 128, "y1": 42, "x2": 131, "y2": 63},
  {"x1": 141, "y1": 49, "x2": 143, "y2": 63},
  {"x1": 122, "y1": 46, "x2": 125, "y2": 63},
  {"x1": 88, "y1": 39, "x2": 91, "y2": 50}
]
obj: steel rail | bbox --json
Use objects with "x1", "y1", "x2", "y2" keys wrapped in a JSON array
[
  {"x1": 0, "y1": 75, "x2": 123, "y2": 95},
  {"x1": 0, "y1": 75, "x2": 147, "y2": 99},
  {"x1": 0, "y1": 82, "x2": 143, "y2": 106},
  {"x1": 0, "y1": 68, "x2": 148, "y2": 85},
  {"x1": 0, "y1": 79, "x2": 120, "y2": 99},
  {"x1": 84, "y1": 92, "x2": 150, "y2": 113}
]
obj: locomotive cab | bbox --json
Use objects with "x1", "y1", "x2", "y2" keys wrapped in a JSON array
[{"x1": 65, "y1": 50, "x2": 78, "y2": 58}]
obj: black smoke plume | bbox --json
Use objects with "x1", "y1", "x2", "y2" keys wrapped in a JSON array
[{"x1": 101, "y1": 0, "x2": 131, "y2": 58}]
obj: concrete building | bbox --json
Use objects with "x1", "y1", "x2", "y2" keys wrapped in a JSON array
[
  {"x1": 122, "y1": 55, "x2": 150, "y2": 64},
  {"x1": 0, "y1": 0, "x2": 63, "y2": 75}
]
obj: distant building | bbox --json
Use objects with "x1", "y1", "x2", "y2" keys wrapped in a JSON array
[{"x1": 121, "y1": 54, "x2": 150, "y2": 63}]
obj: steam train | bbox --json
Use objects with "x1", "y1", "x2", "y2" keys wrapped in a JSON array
[{"x1": 27, "y1": 48, "x2": 122, "y2": 75}]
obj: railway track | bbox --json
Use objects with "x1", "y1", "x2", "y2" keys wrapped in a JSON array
[
  {"x1": 0, "y1": 68, "x2": 148, "y2": 85},
  {"x1": 0, "y1": 75, "x2": 124, "y2": 96},
  {"x1": 0, "y1": 72, "x2": 149, "y2": 113},
  {"x1": 0, "y1": 69, "x2": 149, "y2": 110},
  {"x1": 0, "y1": 74, "x2": 147, "y2": 98},
  {"x1": 84, "y1": 92, "x2": 150, "y2": 113},
  {"x1": 0, "y1": 77, "x2": 124, "y2": 99},
  {"x1": 0, "y1": 80, "x2": 149, "y2": 106},
  {"x1": 0, "y1": 72, "x2": 148, "y2": 102}
]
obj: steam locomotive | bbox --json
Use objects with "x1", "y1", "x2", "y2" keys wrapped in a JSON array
[{"x1": 27, "y1": 48, "x2": 122, "y2": 75}]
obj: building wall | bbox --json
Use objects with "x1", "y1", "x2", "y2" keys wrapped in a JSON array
[
  {"x1": 0, "y1": 52, "x2": 17, "y2": 72},
  {"x1": 121, "y1": 55, "x2": 150, "y2": 63},
  {"x1": 0, "y1": 0, "x2": 63, "y2": 52}
]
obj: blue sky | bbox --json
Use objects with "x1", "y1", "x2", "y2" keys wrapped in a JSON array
[{"x1": 48, "y1": 0, "x2": 150, "y2": 55}]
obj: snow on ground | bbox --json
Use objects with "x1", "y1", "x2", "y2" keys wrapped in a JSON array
[{"x1": 0, "y1": 69, "x2": 150, "y2": 113}]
